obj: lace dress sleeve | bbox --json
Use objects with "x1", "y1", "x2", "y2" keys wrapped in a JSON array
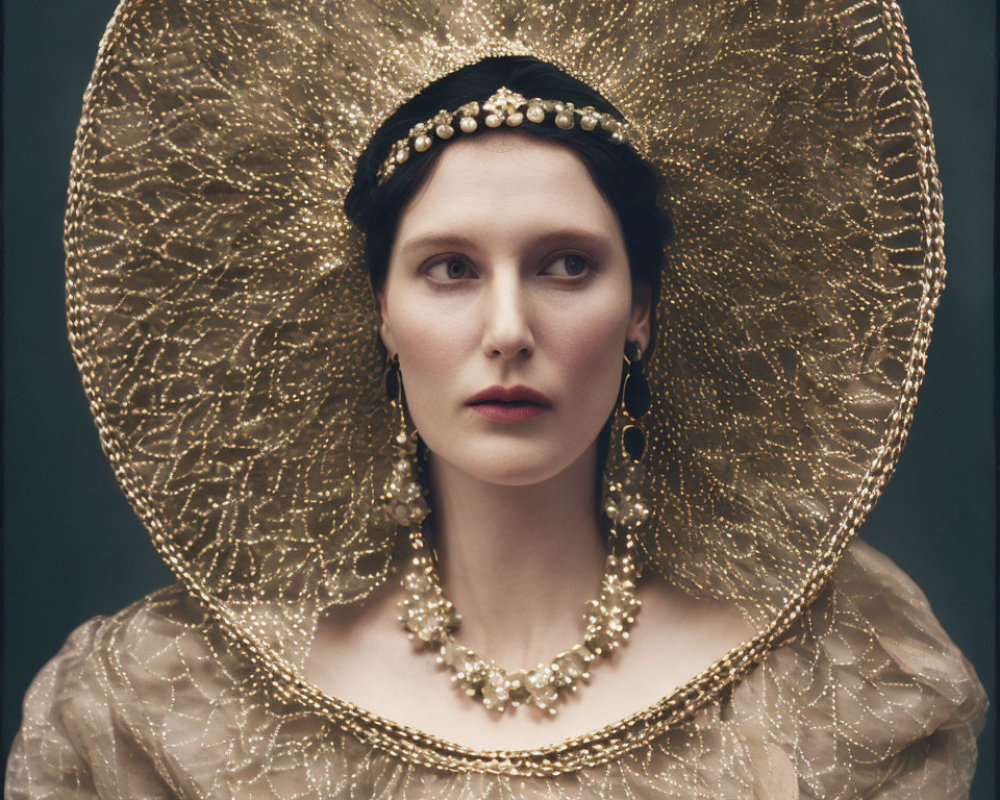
[
  {"x1": 732, "y1": 540, "x2": 989, "y2": 800},
  {"x1": 5, "y1": 615, "x2": 178, "y2": 800},
  {"x1": 862, "y1": 719, "x2": 988, "y2": 799}
]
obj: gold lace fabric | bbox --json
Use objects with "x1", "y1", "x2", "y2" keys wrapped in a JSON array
[
  {"x1": 53, "y1": 0, "x2": 960, "y2": 775},
  {"x1": 6, "y1": 542, "x2": 987, "y2": 797}
]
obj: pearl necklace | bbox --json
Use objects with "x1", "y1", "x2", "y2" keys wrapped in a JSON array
[{"x1": 397, "y1": 541, "x2": 641, "y2": 715}]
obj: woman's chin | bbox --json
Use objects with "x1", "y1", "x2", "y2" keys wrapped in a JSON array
[
  {"x1": 474, "y1": 465, "x2": 565, "y2": 488},
  {"x1": 428, "y1": 441, "x2": 593, "y2": 489}
]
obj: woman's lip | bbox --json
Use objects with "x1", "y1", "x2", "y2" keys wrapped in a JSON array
[
  {"x1": 470, "y1": 403, "x2": 548, "y2": 424},
  {"x1": 465, "y1": 384, "x2": 552, "y2": 406}
]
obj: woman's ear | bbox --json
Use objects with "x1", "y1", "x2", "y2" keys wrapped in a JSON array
[
  {"x1": 627, "y1": 282, "x2": 652, "y2": 352},
  {"x1": 377, "y1": 288, "x2": 397, "y2": 354}
]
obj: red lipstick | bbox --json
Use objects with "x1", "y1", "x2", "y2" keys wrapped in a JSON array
[{"x1": 465, "y1": 385, "x2": 552, "y2": 424}]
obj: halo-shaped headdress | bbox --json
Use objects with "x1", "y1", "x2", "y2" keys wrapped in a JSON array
[{"x1": 67, "y1": 0, "x2": 942, "y2": 775}]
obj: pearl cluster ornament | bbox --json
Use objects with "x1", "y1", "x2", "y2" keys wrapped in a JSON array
[
  {"x1": 605, "y1": 461, "x2": 651, "y2": 532},
  {"x1": 380, "y1": 431, "x2": 430, "y2": 527}
]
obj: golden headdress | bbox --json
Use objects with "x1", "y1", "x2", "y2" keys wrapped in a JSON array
[{"x1": 66, "y1": 0, "x2": 943, "y2": 774}]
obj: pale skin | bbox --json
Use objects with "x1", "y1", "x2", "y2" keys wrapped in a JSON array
[{"x1": 304, "y1": 132, "x2": 752, "y2": 750}]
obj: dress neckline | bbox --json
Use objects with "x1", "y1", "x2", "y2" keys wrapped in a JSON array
[{"x1": 198, "y1": 573, "x2": 787, "y2": 776}]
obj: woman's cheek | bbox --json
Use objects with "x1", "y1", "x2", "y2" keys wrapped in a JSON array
[
  {"x1": 547, "y1": 302, "x2": 630, "y2": 408},
  {"x1": 392, "y1": 307, "x2": 470, "y2": 437},
  {"x1": 395, "y1": 293, "x2": 467, "y2": 366}
]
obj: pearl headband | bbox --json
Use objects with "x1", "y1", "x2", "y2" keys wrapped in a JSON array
[{"x1": 376, "y1": 86, "x2": 630, "y2": 185}]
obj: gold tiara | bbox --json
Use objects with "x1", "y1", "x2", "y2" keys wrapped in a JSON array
[{"x1": 376, "y1": 87, "x2": 630, "y2": 185}]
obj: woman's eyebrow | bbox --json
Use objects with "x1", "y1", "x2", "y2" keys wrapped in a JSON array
[
  {"x1": 528, "y1": 228, "x2": 615, "y2": 254},
  {"x1": 397, "y1": 233, "x2": 479, "y2": 255},
  {"x1": 397, "y1": 228, "x2": 615, "y2": 256}
]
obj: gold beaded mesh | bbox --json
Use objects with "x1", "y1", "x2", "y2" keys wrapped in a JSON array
[{"x1": 29, "y1": 0, "x2": 977, "y2": 780}]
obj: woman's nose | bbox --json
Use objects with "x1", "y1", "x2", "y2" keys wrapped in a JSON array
[{"x1": 481, "y1": 273, "x2": 534, "y2": 360}]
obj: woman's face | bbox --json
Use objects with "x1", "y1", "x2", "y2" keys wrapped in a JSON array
[{"x1": 379, "y1": 132, "x2": 650, "y2": 487}]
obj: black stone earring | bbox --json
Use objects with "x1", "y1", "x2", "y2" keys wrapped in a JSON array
[
  {"x1": 384, "y1": 352, "x2": 402, "y2": 406},
  {"x1": 621, "y1": 341, "x2": 650, "y2": 459},
  {"x1": 603, "y1": 341, "x2": 651, "y2": 570}
]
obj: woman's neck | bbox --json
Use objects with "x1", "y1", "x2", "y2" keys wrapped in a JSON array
[{"x1": 427, "y1": 445, "x2": 607, "y2": 668}]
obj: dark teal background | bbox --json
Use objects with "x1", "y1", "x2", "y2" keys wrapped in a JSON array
[{"x1": 3, "y1": 1, "x2": 995, "y2": 796}]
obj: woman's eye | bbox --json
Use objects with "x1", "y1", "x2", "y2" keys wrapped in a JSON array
[
  {"x1": 425, "y1": 257, "x2": 472, "y2": 280},
  {"x1": 546, "y1": 253, "x2": 591, "y2": 278}
]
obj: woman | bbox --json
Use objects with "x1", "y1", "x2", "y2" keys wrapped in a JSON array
[
  {"x1": 303, "y1": 57, "x2": 756, "y2": 749},
  {"x1": 6, "y1": 0, "x2": 987, "y2": 797}
]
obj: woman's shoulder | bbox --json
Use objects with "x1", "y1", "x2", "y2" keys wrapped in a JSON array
[
  {"x1": 783, "y1": 537, "x2": 987, "y2": 733},
  {"x1": 10, "y1": 583, "x2": 215, "y2": 724},
  {"x1": 711, "y1": 538, "x2": 988, "y2": 798},
  {"x1": 825, "y1": 539, "x2": 985, "y2": 698},
  {"x1": 5, "y1": 584, "x2": 213, "y2": 798},
  {"x1": 35, "y1": 583, "x2": 211, "y2": 678},
  {"x1": 20, "y1": 584, "x2": 199, "y2": 683}
]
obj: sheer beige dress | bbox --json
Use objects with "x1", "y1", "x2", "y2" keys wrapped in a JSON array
[{"x1": 6, "y1": 0, "x2": 987, "y2": 797}]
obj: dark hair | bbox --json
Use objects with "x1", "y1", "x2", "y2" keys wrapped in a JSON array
[{"x1": 345, "y1": 56, "x2": 672, "y2": 352}]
